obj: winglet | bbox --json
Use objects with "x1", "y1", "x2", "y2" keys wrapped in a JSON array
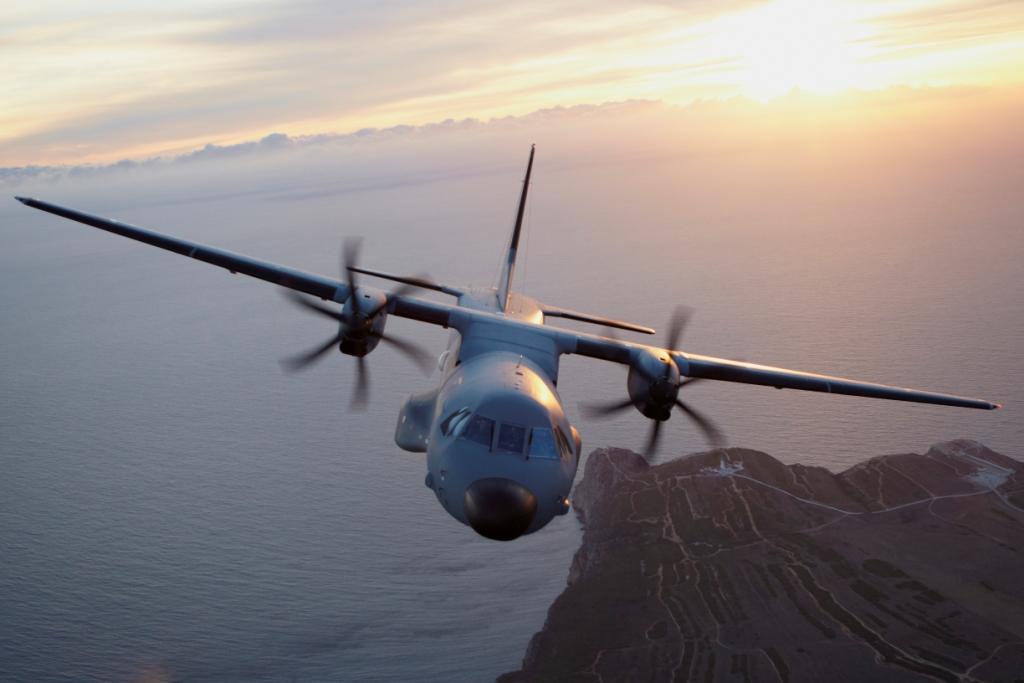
[{"x1": 497, "y1": 145, "x2": 535, "y2": 311}]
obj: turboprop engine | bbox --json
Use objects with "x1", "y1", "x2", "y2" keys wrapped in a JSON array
[
  {"x1": 279, "y1": 239, "x2": 434, "y2": 407},
  {"x1": 337, "y1": 286, "x2": 389, "y2": 357},
  {"x1": 626, "y1": 347, "x2": 681, "y2": 421},
  {"x1": 584, "y1": 307, "x2": 725, "y2": 457}
]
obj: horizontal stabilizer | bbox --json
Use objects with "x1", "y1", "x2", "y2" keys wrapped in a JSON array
[
  {"x1": 348, "y1": 266, "x2": 463, "y2": 297},
  {"x1": 543, "y1": 305, "x2": 655, "y2": 335}
]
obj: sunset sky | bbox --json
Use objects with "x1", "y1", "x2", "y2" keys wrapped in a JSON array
[{"x1": 3, "y1": 0, "x2": 1024, "y2": 166}]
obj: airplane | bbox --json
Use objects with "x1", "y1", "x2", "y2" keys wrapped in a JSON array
[{"x1": 15, "y1": 146, "x2": 1001, "y2": 541}]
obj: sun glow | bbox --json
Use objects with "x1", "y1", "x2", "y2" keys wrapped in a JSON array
[
  {"x1": 705, "y1": 0, "x2": 874, "y2": 100},
  {"x1": 4, "y1": 0, "x2": 1024, "y2": 165}
]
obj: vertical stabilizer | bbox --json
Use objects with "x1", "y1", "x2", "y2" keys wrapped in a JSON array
[{"x1": 497, "y1": 145, "x2": 535, "y2": 311}]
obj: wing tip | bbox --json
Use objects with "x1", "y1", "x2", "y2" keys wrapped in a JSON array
[{"x1": 15, "y1": 196, "x2": 32, "y2": 205}]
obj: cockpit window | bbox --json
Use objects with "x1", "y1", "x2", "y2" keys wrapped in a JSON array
[
  {"x1": 461, "y1": 415, "x2": 494, "y2": 447},
  {"x1": 440, "y1": 408, "x2": 471, "y2": 436},
  {"x1": 564, "y1": 428, "x2": 577, "y2": 455},
  {"x1": 528, "y1": 427, "x2": 558, "y2": 460},
  {"x1": 554, "y1": 427, "x2": 573, "y2": 458},
  {"x1": 497, "y1": 423, "x2": 526, "y2": 454}
]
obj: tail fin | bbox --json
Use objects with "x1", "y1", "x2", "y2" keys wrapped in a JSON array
[{"x1": 496, "y1": 145, "x2": 535, "y2": 311}]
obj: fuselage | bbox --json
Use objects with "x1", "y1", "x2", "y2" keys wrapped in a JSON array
[{"x1": 401, "y1": 289, "x2": 581, "y2": 540}]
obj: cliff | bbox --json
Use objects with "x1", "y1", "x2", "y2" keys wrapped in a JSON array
[{"x1": 499, "y1": 440, "x2": 1024, "y2": 682}]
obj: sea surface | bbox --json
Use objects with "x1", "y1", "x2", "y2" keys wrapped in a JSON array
[{"x1": 1, "y1": 137, "x2": 1021, "y2": 681}]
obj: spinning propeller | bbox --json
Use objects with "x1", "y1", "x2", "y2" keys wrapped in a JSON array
[
  {"x1": 584, "y1": 307, "x2": 725, "y2": 458},
  {"x1": 281, "y1": 239, "x2": 435, "y2": 409}
]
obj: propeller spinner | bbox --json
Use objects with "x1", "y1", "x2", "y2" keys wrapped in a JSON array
[
  {"x1": 583, "y1": 306, "x2": 725, "y2": 459},
  {"x1": 281, "y1": 239, "x2": 435, "y2": 409}
]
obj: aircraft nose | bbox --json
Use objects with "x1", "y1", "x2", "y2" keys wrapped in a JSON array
[{"x1": 463, "y1": 478, "x2": 538, "y2": 541}]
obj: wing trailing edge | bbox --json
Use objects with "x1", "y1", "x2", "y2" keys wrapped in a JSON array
[
  {"x1": 564, "y1": 325, "x2": 999, "y2": 410},
  {"x1": 16, "y1": 196, "x2": 347, "y2": 302},
  {"x1": 676, "y1": 352, "x2": 1000, "y2": 410}
]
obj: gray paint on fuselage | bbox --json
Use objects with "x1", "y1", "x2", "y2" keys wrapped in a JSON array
[{"x1": 401, "y1": 286, "x2": 579, "y2": 536}]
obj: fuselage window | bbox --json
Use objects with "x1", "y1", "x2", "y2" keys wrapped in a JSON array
[
  {"x1": 461, "y1": 415, "x2": 495, "y2": 448},
  {"x1": 440, "y1": 408, "x2": 471, "y2": 436},
  {"x1": 497, "y1": 423, "x2": 526, "y2": 454},
  {"x1": 528, "y1": 427, "x2": 558, "y2": 459}
]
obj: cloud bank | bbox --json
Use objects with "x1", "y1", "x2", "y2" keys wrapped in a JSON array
[
  {"x1": 3, "y1": 0, "x2": 1023, "y2": 165},
  {"x1": 4, "y1": 86, "x2": 1022, "y2": 195}
]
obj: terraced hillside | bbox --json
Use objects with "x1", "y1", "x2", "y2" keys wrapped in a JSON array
[{"x1": 500, "y1": 440, "x2": 1024, "y2": 683}]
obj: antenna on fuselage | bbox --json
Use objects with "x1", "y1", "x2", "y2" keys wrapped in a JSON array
[{"x1": 497, "y1": 145, "x2": 535, "y2": 312}]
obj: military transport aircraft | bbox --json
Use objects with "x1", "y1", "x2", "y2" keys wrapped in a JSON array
[{"x1": 15, "y1": 146, "x2": 1000, "y2": 541}]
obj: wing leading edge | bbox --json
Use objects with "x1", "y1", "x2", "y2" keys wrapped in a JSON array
[
  {"x1": 677, "y1": 352, "x2": 1000, "y2": 410},
  {"x1": 16, "y1": 197, "x2": 347, "y2": 302},
  {"x1": 566, "y1": 327, "x2": 997, "y2": 410}
]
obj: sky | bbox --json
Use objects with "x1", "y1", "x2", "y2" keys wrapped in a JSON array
[{"x1": 3, "y1": 0, "x2": 1024, "y2": 166}]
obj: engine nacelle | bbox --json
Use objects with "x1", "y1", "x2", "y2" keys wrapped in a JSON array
[
  {"x1": 626, "y1": 347, "x2": 681, "y2": 421},
  {"x1": 339, "y1": 286, "x2": 389, "y2": 357}
]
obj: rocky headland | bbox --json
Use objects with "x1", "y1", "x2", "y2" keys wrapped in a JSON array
[{"x1": 499, "y1": 440, "x2": 1024, "y2": 682}]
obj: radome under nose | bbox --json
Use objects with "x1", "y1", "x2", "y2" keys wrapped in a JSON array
[{"x1": 463, "y1": 478, "x2": 537, "y2": 541}]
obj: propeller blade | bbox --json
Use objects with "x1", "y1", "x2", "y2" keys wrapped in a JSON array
[
  {"x1": 351, "y1": 356, "x2": 370, "y2": 410},
  {"x1": 343, "y1": 238, "x2": 362, "y2": 314},
  {"x1": 581, "y1": 397, "x2": 635, "y2": 418},
  {"x1": 675, "y1": 399, "x2": 726, "y2": 448},
  {"x1": 644, "y1": 419, "x2": 663, "y2": 458},
  {"x1": 280, "y1": 332, "x2": 342, "y2": 372},
  {"x1": 365, "y1": 274, "x2": 440, "y2": 319},
  {"x1": 373, "y1": 331, "x2": 434, "y2": 373},
  {"x1": 664, "y1": 305, "x2": 693, "y2": 350},
  {"x1": 342, "y1": 238, "x2": 362, "y2": 277},
  {"x1": 282, "y1": 290, "x2": 345, "y2": 323}
]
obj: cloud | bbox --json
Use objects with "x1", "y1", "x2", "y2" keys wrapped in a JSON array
[
  {"x1": 4, "y1": 86, "x2": 1022, "y2": 212},
  {"x1": 4, "y1": 83, "x2": 1020, "y2": 279},
  {"x1": 5, "y1": 0, "x2": 1023, "y2": 166}
]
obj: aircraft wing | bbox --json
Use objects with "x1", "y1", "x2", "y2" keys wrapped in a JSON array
[
  {"x1": 16, "y1": 197, "x2": 347, "y2": 302},
  {"x1": 677, "y1": 352, "x2": 1000, "y2": 410},
  {"x1": 568, "y1": 330, "x2": 1000, "y2": 410},
  {"x1": 14, "y1": 196, "x2": 1001, "y2": 411},
  {"x1": 16, "y1": 196, "x2": 466, "y2": 331}
]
